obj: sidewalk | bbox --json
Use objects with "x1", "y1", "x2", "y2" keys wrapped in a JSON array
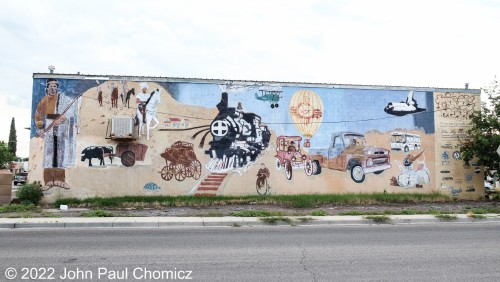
[{"x1": 1, "y1": 214, "x2": 499, "y2": 229}]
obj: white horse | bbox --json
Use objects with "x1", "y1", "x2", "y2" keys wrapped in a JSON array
[{"x1": 137, "y1": 89, "x2": 161, "y2": 140}]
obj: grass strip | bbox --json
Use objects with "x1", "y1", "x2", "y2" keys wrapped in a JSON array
[
  {"x1": 53, "y1": 192, "x2": 451, "y2": 209},
  {"x1": 0, "y1": 204, "x2": 38, "y2": 213},
  {"x1": 80, "y1": 210, "x2": 114, "y2": 217},
  {"x1": 310, "y1": 209, "x2": 327, "y2": 216},
  {"x1": 466, "y1": 207, "x2": 500, "y2": 214},
  {"x1": 229, "y1": 210, "x2": 285, "y2": 217}
]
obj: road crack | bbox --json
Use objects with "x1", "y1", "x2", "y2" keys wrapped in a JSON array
[{"x1": 299, "y1": 245, "x2": 317, "y2": 282}]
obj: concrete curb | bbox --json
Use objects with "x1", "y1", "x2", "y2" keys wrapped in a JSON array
[{"x1": 0, "y1": 214, "x2": 498, "y2": 229}]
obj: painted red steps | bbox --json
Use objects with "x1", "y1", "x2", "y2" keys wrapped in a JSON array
[{"x1": 194, "y1": 172, "x2": 228, "y2": 196}]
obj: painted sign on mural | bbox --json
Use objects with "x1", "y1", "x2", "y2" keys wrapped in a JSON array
[{"x1": 434, "y1": 91, "x2": 481, "y2": 197}]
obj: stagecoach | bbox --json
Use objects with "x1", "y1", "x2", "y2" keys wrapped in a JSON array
[{"x1": 160, "y1": 141, "x2": 202, "y2": 181}]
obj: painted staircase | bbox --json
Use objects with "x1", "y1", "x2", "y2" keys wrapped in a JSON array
[{"x1": 193, "y1": 172, "x2": 228, "y2": 197}]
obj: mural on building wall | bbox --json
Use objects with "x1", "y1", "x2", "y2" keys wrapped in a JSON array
[{"x1": 29, "y1": 75, "x2": 483, "y2": 200}]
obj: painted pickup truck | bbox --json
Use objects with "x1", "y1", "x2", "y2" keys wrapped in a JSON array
[{"x1": 309, "y1": 132, "x2": 391, "y2": 183}]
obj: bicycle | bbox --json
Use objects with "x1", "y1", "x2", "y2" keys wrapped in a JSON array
[{"x1": 256, "y1": 172, "x2": 271, "y2": 195}]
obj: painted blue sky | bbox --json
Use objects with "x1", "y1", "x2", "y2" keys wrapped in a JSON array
[{"x1": 171, "y1": 82, "x2": 434, "y2": 148}]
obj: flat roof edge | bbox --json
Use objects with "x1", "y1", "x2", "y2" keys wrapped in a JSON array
[{"x1": 32, "y1": 73, "x2": 481, "y2": 93}]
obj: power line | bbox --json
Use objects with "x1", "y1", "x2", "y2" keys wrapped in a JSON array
[{"x1": 80, "y1": 95, "x2": 475, "y2": 126}]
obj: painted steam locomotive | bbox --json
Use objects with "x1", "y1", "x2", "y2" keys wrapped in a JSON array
[{"x1": 206, "y1": 92, "x2": 271, "y2": 169}]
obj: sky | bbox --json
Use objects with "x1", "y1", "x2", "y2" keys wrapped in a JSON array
[{"x1": 1, "y1": 0, "x2": 499, "y2": 158}]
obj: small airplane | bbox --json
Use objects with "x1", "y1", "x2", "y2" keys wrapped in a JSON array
[
  {"x1": 384, "y1": 91, "x2": 426, "y2": 116},
  {"x1": 255, "y1": 86, "x2": 282, "y2": 108}
]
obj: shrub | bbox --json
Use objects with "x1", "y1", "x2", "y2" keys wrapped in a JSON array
[
  {"x1": 434, "y1": 214, "x2": 458, "y2": 221},
  {"x1": 466, "y1": 212, "x2": 486, "y2": 219},
  {"x1": 259, "y1": 216, "x2": 293, "y2": 224},
  {"x1": 16, "y1": 182, "x2": 44, "y2": 206},
  {"x1": 365, "y1": 215, "x2": 391, "y2": 223}
]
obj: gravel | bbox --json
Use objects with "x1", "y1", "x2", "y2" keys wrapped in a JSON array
[{"x1": 6, "y1": 200, "x2": 495, "y2": 218}]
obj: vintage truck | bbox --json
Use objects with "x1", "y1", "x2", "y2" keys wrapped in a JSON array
[{"x1": 308, "y1": 132, "x2": 391, "y2": 183}]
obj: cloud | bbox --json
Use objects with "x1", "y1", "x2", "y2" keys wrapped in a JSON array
[{"x1": 0, "y1": 0, "x2": 499, "y2": 157}]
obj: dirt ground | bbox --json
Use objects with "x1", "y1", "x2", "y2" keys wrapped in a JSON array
[{"x1": 27, "y1": 200, "x2": 499, "y2": 218}]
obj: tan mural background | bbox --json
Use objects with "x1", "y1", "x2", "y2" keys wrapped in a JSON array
[{"x1": 28, "y1": 76, "x2": 483, "y2": 201}]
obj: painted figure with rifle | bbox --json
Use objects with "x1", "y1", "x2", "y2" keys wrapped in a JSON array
[{"x1": 34, "y1": 78, "x2": 79, "y2": 189}]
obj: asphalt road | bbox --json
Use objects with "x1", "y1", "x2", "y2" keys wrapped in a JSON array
[{"x1": 0, "y1": 223, "x2": 499, "y2": 281}]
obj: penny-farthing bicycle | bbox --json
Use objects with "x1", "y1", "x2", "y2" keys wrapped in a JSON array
[{"x1": 256, "y1": 172, "x2": 271, "y2": 195}]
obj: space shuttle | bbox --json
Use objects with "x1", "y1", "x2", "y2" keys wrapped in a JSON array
[{"x1": 384, "y1": 91, "x2": 426, "y2": 116}]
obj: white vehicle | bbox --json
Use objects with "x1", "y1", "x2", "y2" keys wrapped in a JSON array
[
  {"x1": 384, "y1": 91, "x2": 426, "y2": 116},
  {"x1": 391, "y1": 132, "x2": 421, "y2": 152}
]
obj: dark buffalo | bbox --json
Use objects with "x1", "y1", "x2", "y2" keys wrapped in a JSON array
[{"x1": 81, "y1": 146, "x2": 114, "y2": 167}]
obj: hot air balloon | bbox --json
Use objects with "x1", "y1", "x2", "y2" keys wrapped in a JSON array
[{"x1": 289, "y1": 90, "x2": 323, "y2": 147}]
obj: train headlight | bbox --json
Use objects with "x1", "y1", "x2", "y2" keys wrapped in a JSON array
[{"x1": 210, "y1": 120, "x2": 230, "y2": 137}]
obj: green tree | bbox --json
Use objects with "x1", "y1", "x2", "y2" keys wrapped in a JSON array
[
  {"x1": 8, "y1": 117, "x2": 17, "y2": 156},
  {"x1": 0, "y1": 141, "x2": 14, "y2": 169},
  {"x1": 460, "y1": 78, "x2": 500, "y2": 175}
]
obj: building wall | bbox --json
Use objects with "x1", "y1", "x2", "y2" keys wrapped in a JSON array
[
  {"x1": 0, "y1": 170, "x2": 12, "y2": 204},
  {"x1": 29, "y1": 75, "x2": 483, "y2": 201}
]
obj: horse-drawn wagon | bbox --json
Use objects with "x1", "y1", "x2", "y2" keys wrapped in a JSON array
[{"x1": 160, "y1": 141, "x2": 201, "y2": 181}]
